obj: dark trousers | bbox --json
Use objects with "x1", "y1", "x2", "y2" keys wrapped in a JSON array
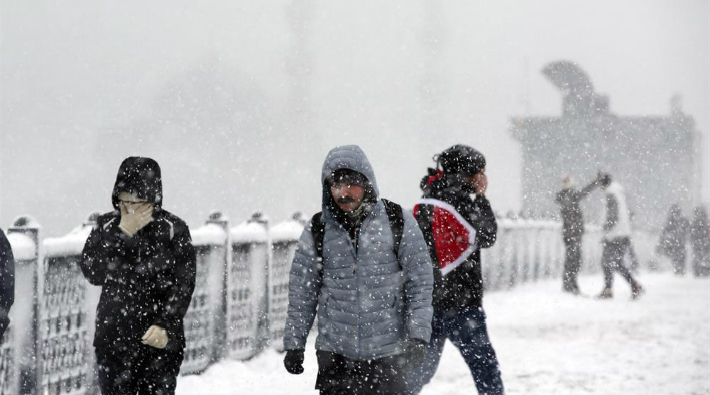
[
  {"x1": 562, "y1": 236, "x2": 582, "y2": 292},
  {"x1": 316, "y1": 351, "x2": 407, "y2": 395},
  {"x1": 406, "y1": 307, "x2": 504, "y2": 395},
  {"x1": 602, "y1": 237, "x2": 640, "y2": 289},
  {"x1": 96, "y1": 345, "x2": 184, "y2": 395}
]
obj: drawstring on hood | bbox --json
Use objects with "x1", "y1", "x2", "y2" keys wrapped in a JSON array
[{"x1": 111, "y1": 157, "x2": 163, "y2": 211}]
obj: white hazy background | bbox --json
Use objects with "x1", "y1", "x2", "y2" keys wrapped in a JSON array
[{"x1": 2, "y1": 0, "x2": 709, "y2": 236}]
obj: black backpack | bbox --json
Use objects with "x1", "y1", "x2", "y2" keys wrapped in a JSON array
[{"x1": 310, "y1": 199, "x2": 404, "y2": 270}]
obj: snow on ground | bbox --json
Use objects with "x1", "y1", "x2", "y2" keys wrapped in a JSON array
[{"x1": 176, "y1": 272, "x2": 710, "y2": 395}]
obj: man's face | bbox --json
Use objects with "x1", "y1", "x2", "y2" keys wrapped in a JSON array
[
  {"x1": 465, "y1": 167, "x2": 487, "y2": 194},
  {"x1": 330, "y1": 182, "x2": 366, "y2": 212},
  {"x1": 117, "y1": 191, "x2": 154, "y2": 214}
]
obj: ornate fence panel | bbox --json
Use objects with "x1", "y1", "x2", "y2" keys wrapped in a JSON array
[
  {"x1": 181, "y1": 220, "x2": 228, "y2": 374},
  {"x1": 40, "y1": 220, "x2": 95, "y2": 395},
  {"x1": 226, "y1": 215, "x2": 269, "y2": 360},
  {"x1": 268, "y1": 217, "x2": 304, "y2": 352}
]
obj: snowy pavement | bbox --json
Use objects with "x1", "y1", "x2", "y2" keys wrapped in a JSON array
[{"x1": 176, "y1": 272, "x2": 710, "y2": 395}]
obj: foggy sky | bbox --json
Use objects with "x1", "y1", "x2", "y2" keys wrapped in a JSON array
[{"x1": 1, "y1": 0, "x2": 708, "y2": 236}]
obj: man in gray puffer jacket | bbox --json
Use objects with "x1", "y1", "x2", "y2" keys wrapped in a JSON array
[{"x1": 283, "y1": 145, "x2": 434, "y2": 394}]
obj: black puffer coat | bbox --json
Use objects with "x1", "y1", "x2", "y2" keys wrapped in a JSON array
[
  {"x1": 0, "y1": 229, "x2": 14, "y2": 338},
  {"x1": 80, "y1": 157, "x2": 196, "y2": 350},
  {"x1": 414, "y1": 175, "x2": 497, "y2": 312}
]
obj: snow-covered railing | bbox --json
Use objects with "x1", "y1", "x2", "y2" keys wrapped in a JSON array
[
  {"x1": 267, "y1": 214, "x2": 306, "y2": 352},
  {"x1": 40, "y1": 217, "x2": 97, "y2": 395},
  {"x1": 4, "y1": 210, "x2": 661, "y2": 394},
  {"x1": 483, "y1": 215, "x2": 658, "y2": 292},
  {"x1": 181, "y1": 215, "x2": 228, "y2": 375}
]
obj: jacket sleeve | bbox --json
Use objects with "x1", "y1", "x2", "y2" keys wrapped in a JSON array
[
  {"x1": 471, "y1": 195, "x2": 498, "y2": 249},
  {"x1": 578, "y1": 179, "x2": 598, "y2": 200},
  {"x1": 80, "y1": 217, "x2": 133, "y2": 286},
  {"x1": 399, "y1": 210, "x2": 434, "y2": 343},
  {"x1": 153, "y1": 221, "x2": 196, "y2": 334},
  {"x1": 283, "y1": 221, "x2": 322, "y2": 351},
  {"x1": 0, "y1": 230, "x2": 15, "y2": 336}
]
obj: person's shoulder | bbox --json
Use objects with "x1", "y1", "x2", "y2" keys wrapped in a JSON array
[
  {"x1": 156, "y1": 210, "x2": 189, "y2": 230},
  {"x1": 96, "y1": 211, "x2": 120, "y2": 226}
]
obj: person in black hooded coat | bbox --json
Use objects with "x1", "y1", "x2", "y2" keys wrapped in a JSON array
[
  {"x1": 80, "y1": 157, "x2": 196, "y2": 395},
  {"x1": 0, "y1": 229, "x2": 14, "y2": 340},
  {"x1": 407, "y1": 145, "x2": 504, "y2": 395}
]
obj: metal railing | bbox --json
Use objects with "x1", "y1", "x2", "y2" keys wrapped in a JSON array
[{"x1": 2, "y1": 211, "x2": 659, "y2": 395}]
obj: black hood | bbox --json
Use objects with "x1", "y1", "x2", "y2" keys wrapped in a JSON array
[{"x1": 111, "y1": 157, "x2": 163, "y2": 210}]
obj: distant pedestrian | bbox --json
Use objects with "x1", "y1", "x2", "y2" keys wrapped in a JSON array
[
  {"x1": 79, "y1": 157, "x2": 196, "y2": 395},
  {"x1": 657, "y1": 204, "x2": 689, "y2": 275},
  {"x1": 0, "y1": 229, "x2": 14, "y2": 340},
  {"x1": 283, "y1": 145, "x2": 434, "y2": 395},
  {"x1": 597, "y1": 173, "x2": 644, "y2": 300},
  {"x1": 554, "y1": 173, "x2": 599, "y2": 294},
  {"x1": 689, "y1": 206, "x2": 710, "y2": 277},
  {"x1": 407, "y1": 144, "x2": 504, "y2": 395}
]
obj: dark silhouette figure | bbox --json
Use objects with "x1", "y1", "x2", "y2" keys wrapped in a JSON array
[
  {"x1": 690, "y1": 206, "x2": 710, "y2": 277},
  {"x1": 555, "y1": 174, "x2": 599, "y2": 294},
  {"x1": 657, "y1": 204, "x2": 689, "y2": 276}
]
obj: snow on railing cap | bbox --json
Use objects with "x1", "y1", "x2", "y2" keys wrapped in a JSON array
[
  {"x1": 192, "y1": 223, "x2": 227, "y2": 246},
  {"x1": 271, "y1": 219, "x2": 305, "y2": 243},
  {"x1": 44, "y1": 223, "x2": 94, "y2": 258},
  {"x1": 7, "y1": 232, "x2": 36, "y2": 261},
  {"x1": 230, "y1": 214, "x2": 269, "y2": 243}
]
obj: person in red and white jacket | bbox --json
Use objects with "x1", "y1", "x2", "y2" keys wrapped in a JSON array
[{"x1": 407, "y1": 145, "x2": 504, "y2": 395}]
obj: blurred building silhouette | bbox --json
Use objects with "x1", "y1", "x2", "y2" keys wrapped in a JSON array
[{"x1": 510, "y1": 60, "x2": 702, "y2": 230}]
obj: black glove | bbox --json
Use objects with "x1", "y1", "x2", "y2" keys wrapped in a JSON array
[
  {"x1": 406, "y1": 339, "x2": 428, "y2": 368},
  {"x1": 284, "y1": 349, "x2": 305, "y2": 375}
]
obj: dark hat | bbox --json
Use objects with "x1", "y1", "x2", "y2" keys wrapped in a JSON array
[
  {"x1": 438, "y1": 144, "x2": 486, "y2": 176},
  {"x1": 599, "y1": 173, "x2": 612, "y2": 187}
]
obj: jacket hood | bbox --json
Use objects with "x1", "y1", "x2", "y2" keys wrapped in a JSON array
[
  {"x1": 321, "y1": 145, "x2": 379, "y2": 210},
  {"x1": 111, "y1": 157, "x2": 163, "y2": 210}
]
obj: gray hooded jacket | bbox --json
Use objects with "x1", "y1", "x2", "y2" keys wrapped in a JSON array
[{"x1": 283, "y1": 145, "x2": 434, "y2": 360}]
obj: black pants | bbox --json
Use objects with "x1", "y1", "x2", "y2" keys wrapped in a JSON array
[
  {"x1": 562, "y1": 236, "x2": 582, "y2": 292},
  {"x1": 96, "y1": 345, "x2": 184, "y2": 395},
  {"x1": 602, "y1": 237, "x2": 640, "y2": 289},
  {"x1": 316, "y1": 351, "x2": 407, "y2": 395}
]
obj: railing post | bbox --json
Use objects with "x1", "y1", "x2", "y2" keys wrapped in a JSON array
[
  {"x1": 227, "y1": 212, "x2": 270, "y2": 360},
  {"x1": 7, "y1": 216, "x2": 41, "y2": 395},
  {"x1": 41, "y1": 213, "x2": 97, "y2": 395},
  {"x1": 205, "y1": 211, "x2": 230, "y2": 364},
  {"x1": 182, "y1": 211, "x2": 229, "y2": 374},
  {"x1": 268, "y1": 213, "x2": 305, "y2": 352}
]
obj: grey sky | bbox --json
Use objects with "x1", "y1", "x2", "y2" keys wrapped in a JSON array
[{"x1": 2, "y1": 0, "x2": 708, "y2": 236}]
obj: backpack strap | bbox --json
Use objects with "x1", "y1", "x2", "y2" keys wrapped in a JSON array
[
  {"x1": 311, "y1": 212, "x2": 325, "y2": 264},
  {"x1": 382, "y1": 199, "x2": 404, "y2": 258},
  {"x1": 310, "y1": 200, "x2": 404, "y2": 269}
]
